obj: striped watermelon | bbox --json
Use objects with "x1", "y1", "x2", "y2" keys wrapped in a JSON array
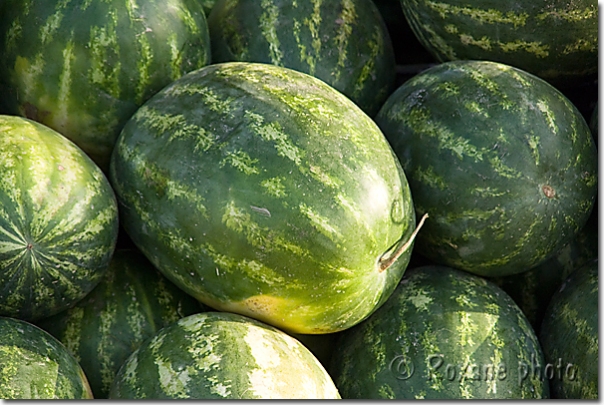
[
  {"x1": 109, "y1": 62, "x2": 420, "y2": 334},
  {"x1": 540, "y1": 259, "x2": 598, "y2": 399},
  {"x1": 328, "y1": 265, "x2": 550, "y2": 399},
  {"x1": 375, "y1": 60, "x2": 598, "y2": 277},
  {"x1": 109, "y1": 311, "x2": 341, "y2": 399},
  {"x1": 0, "y1": 0, "x2": 211, "y2": 171},
  {"x1": 0, "y1": 115, "x2": 119, "y2": 321},
  {"x1": 490, "y1": 215, "x2": 598, "y2": 333},
  {"x1": 35, "y1": 248, "x2": 206, "y2": 399},
  {"x1": 399, "y1": 0, "x2": 598, "y2": 87},
  {"x1": 207, "y1": 0, "x2": 396, "y2": 117},
  {"x1": 0, "y1": 316, "x2": 93, "y2": 399}
]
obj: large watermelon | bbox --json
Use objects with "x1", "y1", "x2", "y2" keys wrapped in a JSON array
[
  {"x1": 207, "y1": 0, "x2": 396, "y2": 116},
  {"x1": 375, "y1": 60, "x2": 598, "y2": 277},
  {"x1": 109, "y1": 62, "x2": 420, "y2": 334},
  {"x1": 109, "y1": 311, "x2": 341, "y2": 399},
  {"x1": 0, "y1": 0, "x2": 211, "y2": 171},
  {"x1": 399, "y1": 0, "x2": 598, "y2": 87},
  {"x1": 328, "y1": 265, "x2": 550, "y2": 399},
  {"x1": 0, "y1": 115, "x2": 119, "y2": 321},
  {"x1": 0, "y1": 316, "x2": 93, "y2": 399},
  {"x1": 35, "y1": 248, "x2": 206, "y2": 398},
  {"x1": 540, "y1": 259, "x2": 598, "y2": 399}
]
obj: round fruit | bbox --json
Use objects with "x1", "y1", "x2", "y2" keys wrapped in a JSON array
[
  {"x1": 329, "y1": 265, "x2": 550, "y2": 399},
  {"x1": 109, "y1": 61, "x2": 419, "y2": 334},
  {"x1": 109, "y1": 311, "x2": 341, "y2": 399},
  {"x1": 35, "y1": 248, "x2": 206, "y2": 398},
  {"x1": 375, "y1": 60, "x2": 598, "y2": 277},
  {"x1": 207, "y1": 0, "x2": 396, "y2": 116},
  {"x1": 399, "y1": 0, "x2": 598, "y2": 87},
  {"x1": 0, "y1": 0, "x2": 211, "y2": 171},
  {"x1": 540, "y1": 259, "x2": 598, "y2": 399},
  {"x1": 0, "y1": 316, "x2": 93, "y2": 399},
  {"x1": 0, "y1": 115, "x2": 119, "y2": 321}
]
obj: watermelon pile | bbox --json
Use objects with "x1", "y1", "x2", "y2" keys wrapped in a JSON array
[{"x1": 0, "y1": 0, "x2": 597, "y2": 400}]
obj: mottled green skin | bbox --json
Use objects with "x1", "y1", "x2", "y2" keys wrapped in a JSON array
[
  {"x1": 328, "y1": 265, "x2": 550, "y2": 399},
  {"x1": 109, "y1": 62, "x2": 416, "y2": 334},
  {"x1": 399, "y1": 0, "x2": 598, "y2": 87},
  {"x1": 109, "y1": 311, "x2": 341, "y2": 399},
  {"x1": 207, "y1": 0, "x2": 396, "y2": 117},
  {"x1": 0, "y1": 316, "x2": 93, "y2": 399},
  {"x1": 0, "y1": 115, "x2": 119, "y2": 321},
  {"x1": 35, "y1": 249, "x2": 206, "y2": 399},
  {"x1": 375, "y1": 60, "x2": 598, "y2": 277},
  {"x1": 490, "y1": 215, "x2": 598, "y2": 333},
  {"x1": 540, "y1": 260, "x2": 598, "y2": 399},
  {"x1": 0, "y1": 0, "x2": 211, "y2": 171}
]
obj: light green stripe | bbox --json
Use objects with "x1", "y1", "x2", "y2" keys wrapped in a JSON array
[
  {"x1": 259, "y1": 0, "x2": 283, "y2": 66},
  {"x1": 426, "y1": 0, "x2": 529, "y2": 27}
]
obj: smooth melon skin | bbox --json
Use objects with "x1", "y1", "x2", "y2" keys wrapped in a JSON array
[
  {"x1": 35, "y1": 248, "x2": 207, "y2": 399},
  {"x1": 399, "y1": 0, "x2": 597, "y2": 88},
  {"x1": 539, "y1": 260, "x2": 598, "y2": 399},
  {"x1": 375, "y1": 60, "x2": 598, "y2": 278},
  {"x1": 328, "y1": 265, "x2": 550, "y2": 399},
  {"x1": 0, "y1": 115, "x2": 119, "y2": 321},
  {"x1": 109, "y1": 62, "x2": 418, "y2": 334},
  {"x1": 109, "y1": 311, "x2": 341, "y2": 399},
  {"x1": 0, "y1": 0, "x2": 211, "y2": 171},
  {"x1": 0, "y1": 316, "x2": 94, "y2": 399},
  {"x1": 490, "y1": 214, "x2": 598, "y2": 334},
  {"x1": 207, "y1": 0, "x2": 396, "y2": 117}
]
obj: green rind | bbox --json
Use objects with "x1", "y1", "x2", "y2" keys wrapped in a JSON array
[
  {"x1": 490, "y1": 215, "x2": 598, "y2": 333},
  {"x1": 35, "y1": 248, "x2": 206, "y2": 399},
  {"x1": 0, "y1": 115, "x2": 119, "y2": 321},
  {"x1": 0, "y1": 316, "x2": 93, "y2": 399},
  {"x1": 375, "y1": 60, "x2": 598, "y2": 277},
  {"x1": 539, "y1": 260, "x2": 598, "y2": 399},
  {"x1": 207, "y1": 0, "x2": 396, "y2": 117},
  {"x1": 399, "y1": 0, "x2": 598, "y2": 86},
  {"x1": 109, "y1": 62, "x2": 416, "y2": 334},
  {"x1": 0, "y1": 0, "x2": 211, "y2": 171},
  {"x1": 109, "y1": 311, "x2": 341, "y2": 399},
  {"x1": 328, "y1": 265, "x2": 550, "y2": 399}
]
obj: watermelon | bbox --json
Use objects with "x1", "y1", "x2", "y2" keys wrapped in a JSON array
[
  {"x1": 0, "y1": 115, "x2": 119, "y2": 321},
  {"x1": 200, "y1": 0, "x2": 218, "y2": 16},
  {"x1": 35, "y1": 248, "x2": 207, "y2": 399},
  {"x1": 490, "y1": 214, "x2": 598, "y2": 333},
  {"x1": 375, "y1": 60, "x2": 598, "y2": 278},
  {"x1": 207, "y1": 0, "x2": 396, "y2": 117},
  {"x1": 109, "y1": 311, "x2": 341, "y2": 399},
  {"x1": 0, "y1": 0, "x2": 211, "y2": 171},
  {"x1": 0, "y1": 316, "x2": 93, "y2": 399},
  {"x1": 109, "y1": 62, "x2": 421, "y2": 334},
  {"x1": 539, "y1": 259, "x2": 598, "y2": 399},
  {"x1": 328, "y1": 265, "x2": 550, "y2": 399},
  {"x1": 399, "y1": 0, "x2": 598, "y2": 87}
]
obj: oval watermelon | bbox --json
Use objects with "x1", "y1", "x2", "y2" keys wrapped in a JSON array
[
  {"x1": 0, "y1": 316, "x2": 93, "y2": 399},
  {"x1": 399, "y1": 0, "x2": 598, "y2": 87},
  {"x1": 0, "y1": 115, "x2": 119, "y2": 321},
  {"x1": 207, "y1": 0, "x2": 396, "y2": 117},
  {"x1": 328, "y1": 265, "x2": 550, "y2": 399},
  {"x1": 109, "y1": 311, "x2": 341, "y2": 399},
  {"x1": 375, "y1": 60, "x2": 598, "y2": 277},
  {"x1": 540, "y1": 259, "x2": 598, "y2": 399},
  {"x1": 35, "y1": 248, "x2": 207, "y2": 398},
  {"x1": 109, "y1": 62, "x2": 419, "y2": 334},
  {"x1": 0, "y1": 0, "x2": 211, "y2": 171}
]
